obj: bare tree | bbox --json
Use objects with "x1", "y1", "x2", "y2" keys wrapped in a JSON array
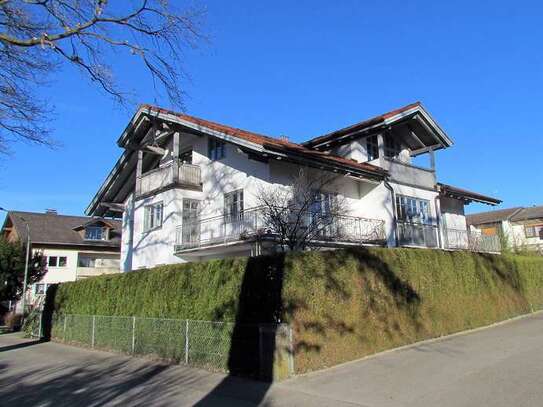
[
  {"x1": 256, "y1": 168, "x2": 349, "y2": 252},
  {"x1": 0, "y1": 0, "x2": 205, "y2": 152}
]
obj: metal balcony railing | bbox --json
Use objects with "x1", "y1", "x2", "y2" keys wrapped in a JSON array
[
  {"x1": 174, "y1": 207, "x2": 387, "y2": 252},
  {"x1": 138, "y1": 162, "x2": 201, "y2": 196},
  {"x1": 397, "y1": 222, "x2": 439, "y2": 248},
  {"x1": 443, "y1": 228, "x2": 501, "y2": 253}
]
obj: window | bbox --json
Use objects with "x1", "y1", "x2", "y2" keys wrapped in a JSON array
[
  {"x1": 525, "y1": 225, "x2": 543, "y2": 239},
  {"x1": 48, "y1": 256, "x2": 57, "y2": 267},
  {"x1": 208, "y1": 138, "x2": 225, "y2": 160},
  {"x1": 310, "y1": 191, "x2": 335, "y2": 216},
  {"x1": 366, "y1": 135, "x2": 379, "y2": 161},
  {"x1": 144, "y1": 202, "x2": 163, "y2": 231},
  {"x1": 35, "y1": 284, "x2": 46, "y2": 295},
  {"x1": 58, "y1": 256, "x2": 67, "y2": 267},
  {"x1": 396, "y1": 195, "x2": 431, "y2": 224},
  {"x1": 78, "y1": 256, "x2": 96, "y2": 268},
  {"x1": 182, "y1": 199, "x2": 201, "y2": 244},
  {"x1": 384, "y1": 134, "x2": 402, "y2": 158},
  {"x1": 85, "y1": 226, "x2": 104, "y2": 240},
  {"x1": 224, "y1": 190, "x2": 244, "y2": 222}
]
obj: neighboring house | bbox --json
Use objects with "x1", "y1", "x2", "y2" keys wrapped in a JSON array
[
  {"x1": 1, "y1": 210, "x2": 122, "y2": 305},
  {"x1": 86, "y1": 102, "x2": 501, "y2": 271},
  {"x1": 467, "y1": 206, "x2": 543, "y2": 253}
]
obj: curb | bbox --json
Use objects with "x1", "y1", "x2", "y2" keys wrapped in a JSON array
[{"x1": 288, "y1": 308, "x2": 543, "y2": 380}]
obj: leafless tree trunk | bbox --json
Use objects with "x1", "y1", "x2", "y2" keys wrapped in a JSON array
[
  {"x1": 256, "y1": 168, "x2": 349, "y2": 252},
  {"x1": 0, "y1": 0, "x2": 205, "y2": 152}
]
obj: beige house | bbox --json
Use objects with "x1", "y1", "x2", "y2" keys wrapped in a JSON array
[
  {"x1": 467, "y1": 206, "x2": 543, "y2": 253},
  {"x1": 1, "y1": 210, "x2": 121, "y2": 307}
]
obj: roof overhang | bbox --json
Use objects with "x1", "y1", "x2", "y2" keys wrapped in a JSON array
[
  {"x1": 87, "y1": 106, "x2": 387, "y2": 217},
  {"x1": 438, "y1": 183, "x2": 502, "y2": 206},
  {"x1": 303, "y1": 103, "x2": 454, "y2": 156}
]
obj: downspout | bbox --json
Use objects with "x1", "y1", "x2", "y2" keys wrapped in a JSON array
[{"x1": 383, "y1": 178, "x2": 399, "y2": 247}]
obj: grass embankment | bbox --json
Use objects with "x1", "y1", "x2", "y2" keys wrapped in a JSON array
[{"x1": 45, "y1": 248, "x2": 543, "y2": 375}]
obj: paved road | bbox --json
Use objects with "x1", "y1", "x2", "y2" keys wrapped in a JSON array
[{"x1": 2, "y1": 312, "x2": 543, "y2": 406}]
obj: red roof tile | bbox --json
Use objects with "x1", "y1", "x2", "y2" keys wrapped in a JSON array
[
  {"x1": 140, "y1": 104, "x2": 387, "y2": 177},
  {"x1": 303, "y1": 102, "x2": 422, "y2": 148}
]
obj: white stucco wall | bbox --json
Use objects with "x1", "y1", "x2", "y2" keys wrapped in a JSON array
[{"x1": 123, "y1": 131, "x2": 458, "y2": 269}]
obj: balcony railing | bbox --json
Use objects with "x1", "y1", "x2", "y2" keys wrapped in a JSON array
[
  {"x1": 75, "y1": 267, "x2": 120, "y2": 280},
  {"x1": 382, "y1": 158, "x2": 436, "y2": 189},
  {"x1": 138, "y1": 162, "x2": 201, "y2": 196},
  {"x1": 397, "y1": 222, "x2": 439, "y2": 248},
  {"x1": 174, "y1": 207, "x2": 386, "y2": 252},
  {"x1": 443, "y1": 228, "x2": 501, "y2": 253}
]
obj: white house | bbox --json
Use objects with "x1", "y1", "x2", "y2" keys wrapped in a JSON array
[
  {"x1": 86, "y1": 102, "x2": 501, "y2": 271},
  {"x1": 1, "y1": 210, "x2": 121, "y2": 306},
  {"x1": 467, "y1": 206, "x2": 543, "y2": 253}
]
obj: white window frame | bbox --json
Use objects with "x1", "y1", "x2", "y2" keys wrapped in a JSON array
[
  {"x1": 35, "y1": 283, "x2": 46, "y2": 295},
  {"x1": 396, "y1": 195, "x2": 431, "y2": 225},
  {"x1": 224, "y1": 190, "x2": 244, "y2": 223},
  {"x1": 85, "y1": 226, "x2": 105, "y2": 240},
  {"x1": 144, "y1": 202, "x2": 164, "y2": 232}
]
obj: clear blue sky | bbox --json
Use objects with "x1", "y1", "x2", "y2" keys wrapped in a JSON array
[{"x1": 1, "y1": 0, "x2": 542, "y2": 218}]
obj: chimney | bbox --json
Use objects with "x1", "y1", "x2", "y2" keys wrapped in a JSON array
[{"x1": 45, "y1": 209, "x2": 58, "y2": 215}]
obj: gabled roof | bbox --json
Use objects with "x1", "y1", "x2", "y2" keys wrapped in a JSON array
[
  {"x1": 438, "y1": 183, "x2": 502, "y2": 206},
  {"x1": 136, "y1": 105, "x2": 388, "y2": 177},
  {"x1": 302, "y1": 102, "x2": 453, "y2": 154},
  {"x1": 1, "y1": 211, "x2": 121, "y2": 249},
  {"x1": 510, "y1": 206, "x2": 543, "y2": 222},
  {"x1": 466, "y1": 207, "x2": 524, "y2": 226},
  {"x1": 72, "y1": 218, "x2": 118, "y2": 231},
  {"x1": 86, "y1": 105, "x2": 390, "y2": 216}
]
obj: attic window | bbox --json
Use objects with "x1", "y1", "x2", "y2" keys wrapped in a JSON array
[
  {"x1": 384, "y1": 135, "x2": 402, "y2": 159},
  {"x1": 85, "y1": 226, "x2": 105, "y2": 240}
]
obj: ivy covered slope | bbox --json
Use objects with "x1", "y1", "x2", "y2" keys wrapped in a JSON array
[{"x1": 50, "y1": 248, "x2": 543, "y2": 374}]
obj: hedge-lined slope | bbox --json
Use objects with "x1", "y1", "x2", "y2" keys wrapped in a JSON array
[{"x1": 48, "y1": 248, "x2": 543, "y2": 374}]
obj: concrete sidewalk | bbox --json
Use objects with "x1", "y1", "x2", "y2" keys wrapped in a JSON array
[{"x1": 2, "y1": 312, "x2": 543, "y2": 406}]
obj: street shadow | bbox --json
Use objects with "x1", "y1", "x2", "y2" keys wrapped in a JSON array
[
  {"x1": 0, "y1": 339, "x2": 43, "y2": 353},
  {"x1": 195, "y1": 253, "x2": 286, "y2": 406}
]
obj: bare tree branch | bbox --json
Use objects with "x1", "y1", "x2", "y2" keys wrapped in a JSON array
[
  {"x1": 0, "y1": 0, "x2": 205, "y2": 152},
  {"x1": 256, "y1": 168, "x2": 349, "y2": 252}
]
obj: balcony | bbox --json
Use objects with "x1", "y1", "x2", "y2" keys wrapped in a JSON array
[
  {"x1": 174, "y1": 207, "x2": 387, "y2": 253},
  {"x1": 75, "y1": 267, "x2": 120, "y2": 280},
  {"x1": 137, "y1": 161, "x2": 201, "y2": 197},
  {"x1": 443, "y1": 228, "x2": 501, "y2": 253},
  {"x1": 382, "y1": 158, "x2": 436, "y2": 189},
  {"x1": 397, "y1": 222, "x2": 439, "y2": 248}
]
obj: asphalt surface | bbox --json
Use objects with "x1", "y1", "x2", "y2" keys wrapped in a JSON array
[{"x1": 2, "y1": 312, "x2": 543, "y2": 406}]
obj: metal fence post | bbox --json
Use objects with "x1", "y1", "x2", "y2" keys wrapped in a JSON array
[
  {"x1": 63, "y1": 314, "x2": 67, "y2": 342},
  {"x1": 185, "y1": 319, "x2": 189, "y2": 364},
  {"x1": 91, "y1": 315, "x2": 96, "y2": 348},
  {"x1": 131, "y1": 316, "x2": 136, "y2": 354}
]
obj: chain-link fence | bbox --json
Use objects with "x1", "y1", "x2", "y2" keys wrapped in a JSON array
[{"x1": 45, "y1": 313, "x2": 294, "y2": 380}]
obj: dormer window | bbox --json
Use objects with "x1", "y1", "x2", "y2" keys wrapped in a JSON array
[{"x1": 85, "y1": 226, "x2": 105, "y2": 240}]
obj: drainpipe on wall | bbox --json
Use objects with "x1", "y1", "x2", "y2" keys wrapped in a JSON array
[{"x1": 383, "y1": 179, "x2": 399, "y2": 247}]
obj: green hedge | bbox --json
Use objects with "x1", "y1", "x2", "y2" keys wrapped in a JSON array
[{"x1": 47, "y1": 248, "x2": 543, "y2": 375}]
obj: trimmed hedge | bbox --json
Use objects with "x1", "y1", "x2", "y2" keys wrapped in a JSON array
[{"x1": 47, "y1": 248, "x2": 543, "y2": 374}]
